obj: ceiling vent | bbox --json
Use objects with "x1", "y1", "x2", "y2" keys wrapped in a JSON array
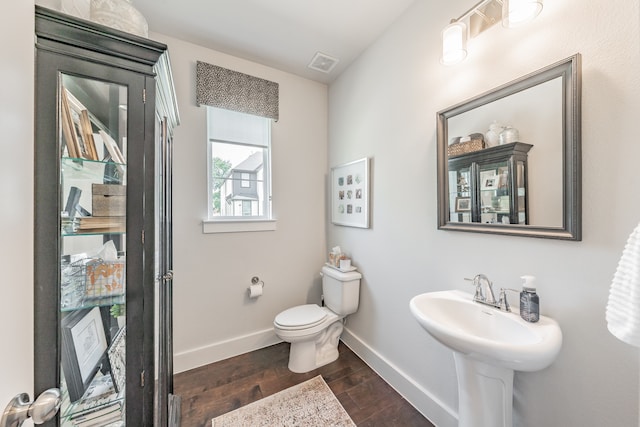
[{"x1": 308, "y1": 52, "x2": 339, "y2": 73}]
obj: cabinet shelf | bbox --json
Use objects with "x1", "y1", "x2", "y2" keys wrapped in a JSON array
[
  {"x1": 61, "y1": 295, "x2": 125, "y2": 312},
  {"x1": 62, "y1": 157, "x2": 126, "y2": 183},
  {"x1": 62, "y1": 230, "x2": 126, "y2": 237}
]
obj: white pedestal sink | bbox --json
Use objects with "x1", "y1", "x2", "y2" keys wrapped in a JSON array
[{"x1": 410, "y1": 290, "x2": 562, "y2": 427}]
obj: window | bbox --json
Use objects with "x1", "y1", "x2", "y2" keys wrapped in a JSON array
[
  {"x1": 241, "y1": 173, "x2": 250, "y2": 188},
  {"x1": 206, "y1": 107, "x2": 272, "y2": 222}
]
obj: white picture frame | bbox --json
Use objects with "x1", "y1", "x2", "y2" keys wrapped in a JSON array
[
  {"x1": 108, "y1": 327, "x2": 126, "y2": 393},
  {"x1": 98, "y1": 130, "x2": 126, "y2": 164},
  {"x1": 331, "y1": 157, "x2": 370, "y2": 228},
  {"x1": 480, "y1": 170, "x2": 498, "y2": 191}
]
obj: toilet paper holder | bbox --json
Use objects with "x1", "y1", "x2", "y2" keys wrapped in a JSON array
[{"x1": 248, "y1": 276, "x2": 265, "y2": 298}]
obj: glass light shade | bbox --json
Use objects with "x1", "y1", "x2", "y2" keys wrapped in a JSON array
[
  {"x1": 441, "y1": 22, "x2": 467, "y2": 66},
  {"x1": 502, "y1": 0, "x2": 543, "y2": 28}
]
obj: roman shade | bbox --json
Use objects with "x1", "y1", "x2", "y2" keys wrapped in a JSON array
[{"x1": 196, "y1": 61, "x2": 279, "y2": 121}]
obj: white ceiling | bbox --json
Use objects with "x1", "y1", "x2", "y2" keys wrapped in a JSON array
[{"x1": 132, "y1": 0, "x2": 418, "y2": 84}]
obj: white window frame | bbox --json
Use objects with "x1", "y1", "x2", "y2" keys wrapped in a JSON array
[{"x1": 203, "y1": 107, "x2": 276, "y2": 234}]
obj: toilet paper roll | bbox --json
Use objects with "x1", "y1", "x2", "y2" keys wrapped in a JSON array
[{"x1": 248, "y1": 283, "x2": 263, "y2": 298}]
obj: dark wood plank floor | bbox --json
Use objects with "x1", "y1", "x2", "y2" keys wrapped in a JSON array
[{"x1": 174, "y1": 341, "x2": 435, "y2": 426}]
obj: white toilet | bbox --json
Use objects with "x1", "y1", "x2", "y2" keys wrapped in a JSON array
[{"x1": 273, "y1": 265, "x2": 362, "y2": 373}]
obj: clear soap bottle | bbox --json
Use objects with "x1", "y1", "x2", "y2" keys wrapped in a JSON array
[{"x1": 520, "y1": 275, "x2": 539, "y2": 323}]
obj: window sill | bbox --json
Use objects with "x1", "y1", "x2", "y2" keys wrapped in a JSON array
[{"x1": 202, "y1": 219, "x2": 277, "y2": 234}]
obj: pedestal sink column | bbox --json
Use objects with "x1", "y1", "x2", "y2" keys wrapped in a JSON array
[{"x1": 453, "y1": 352, "x2": 514, "y2": 427}]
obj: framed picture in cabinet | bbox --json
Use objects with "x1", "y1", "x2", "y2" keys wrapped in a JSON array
[
  {"x1": 61, "y1": 307, "x2": 108, "y2": 402},
  {"x1": 455, "y1": 197, "x2": 471, "y2": 212},
  {"x1": 108, "y1": 327, "x2": 126, "y2": 393},
  {"x1": 480, "y1": 170, "x2": 497, "y2": 191}
]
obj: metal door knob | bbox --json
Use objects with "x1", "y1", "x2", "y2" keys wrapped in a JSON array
[{"x1": 1, "y1": 388, "x2": 61, "y2": 427}]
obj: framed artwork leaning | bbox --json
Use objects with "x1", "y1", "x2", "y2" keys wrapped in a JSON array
[{"x1": 61, "y1": 306, "x2": 108, "y2": 402}]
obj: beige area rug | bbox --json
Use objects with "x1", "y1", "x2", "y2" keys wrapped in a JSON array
[{"x1": 212, "y1": 375, "x2": 356, "y2": 426}]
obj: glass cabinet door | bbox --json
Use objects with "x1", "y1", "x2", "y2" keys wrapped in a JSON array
[
  {"x1": 35, "y1": 48, "x2": 152, "y2": 427},
  {"x1": 515, "y1": 160, "x2": 527, "y2": 224},
  {"x1": 58, "y1": 74, "x2": 128, "y2": 426},
  {"x1": 478, "y1": 162, "x2": 510, "y2": 224},
  {"x1": 446, "y1": 142, "x2": 531, "y2": 226},
  {"x1": 36, "y1": 8, "x2": 174, "y2": 425},
  {"x1": 448, "y1": 166, "x2": 472, "y2": 223}
]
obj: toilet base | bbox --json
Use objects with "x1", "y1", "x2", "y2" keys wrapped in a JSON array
[{"x1": 287, "y1": 321, "x2": 343, "y2": 373}]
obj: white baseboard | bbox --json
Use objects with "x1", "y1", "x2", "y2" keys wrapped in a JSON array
[
  {"x1": 173, "y1": 328, "x2": 282, "y2": 374},
  {"x1": 341, "y1": 328, "x2": 458, "y2": 427}
]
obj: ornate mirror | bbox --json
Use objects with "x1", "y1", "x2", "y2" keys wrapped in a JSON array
[{"x1": 437, "y1": 54, "x2": 581, "y2": 240}]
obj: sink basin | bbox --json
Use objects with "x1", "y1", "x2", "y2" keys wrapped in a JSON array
[
  {"x1": 409, "y1": 289, "x2": 562, "y2": 371},
  {"x1": 409, "y1": 290, "x2": 562, "y2": 427},
  {"x1": 410, "y1": 290, "x2": 562, "y2": 426}
]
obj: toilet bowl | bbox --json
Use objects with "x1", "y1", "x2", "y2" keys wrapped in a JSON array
[
  {"x1": 274, "y1": 265, "x2": 362, "y2": 373},
  {"x1": 274, "y1": 304, "x2": 343, "y2": 373}
]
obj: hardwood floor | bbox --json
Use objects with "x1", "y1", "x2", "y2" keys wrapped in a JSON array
[{"x1": 174, "y1": 341, "x2": 435, "y2": 426}]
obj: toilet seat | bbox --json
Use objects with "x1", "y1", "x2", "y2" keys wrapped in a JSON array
[{"x1": 274, "y1": 304, "x2": 328, "y2": 331}]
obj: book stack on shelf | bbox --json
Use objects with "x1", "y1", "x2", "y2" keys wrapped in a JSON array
[
  {"x1": 76, "y1": 217, "x2": 126, "y2": 233},
  {"x1": 62, "y1": 181, "x2": 127, "y2": 234},
  {"x1": 76, "y1": 183, "x2": 127, "y2": 233},
  {"x1": 61, "y1": 213, "x2": 80, "y2": 234},
  {"x1": 68, "y1": 401, "x2": 123, "y2": 427},
  {"x1": 62, "y1": 375, "x2": 124, "y2": 427}
]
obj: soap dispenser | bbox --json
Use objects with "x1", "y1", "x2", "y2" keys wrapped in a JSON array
[{"x1": 520, "y1": 275, "x2": 539, "y2": 323}]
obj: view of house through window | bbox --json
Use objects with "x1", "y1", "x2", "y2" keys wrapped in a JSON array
[{"x1": 207, "y1": 107, "x2": 272, "y2": 219}]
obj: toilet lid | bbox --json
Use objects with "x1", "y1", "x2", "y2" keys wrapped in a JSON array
[{"x1": 275, "y1": 304, "x2": 327, "y2": 329}]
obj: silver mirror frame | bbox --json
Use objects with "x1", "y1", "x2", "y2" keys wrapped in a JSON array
[{"x1": 437, "y1": 54, "x2": 582, "y2": 240}]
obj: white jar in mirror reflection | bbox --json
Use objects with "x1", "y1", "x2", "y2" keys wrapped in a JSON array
[
  {"x1": 90, "y1": 0, "x2": 149, "y2": 38},
  {"x1": 499, "y1": 126, "x2": 519, "y2": 145},
  {"x1": 484, "y1": 121, "x2": 505, "y2": 147}
]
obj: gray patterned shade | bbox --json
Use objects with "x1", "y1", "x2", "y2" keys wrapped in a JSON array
[{"x1": 196, "y1": 61, "x2": 279, "y2": 120}]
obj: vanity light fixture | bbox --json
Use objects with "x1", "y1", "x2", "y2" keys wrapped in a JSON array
[
  {"x1": 502, "y1": 0, "x2": 544, "y2": 28},
  {"x1": 441, "y1": 0, "x2": 543, "y2": 66},
  {"x1": 441, "y1": 21, "x2": 468, "y2": 66}
]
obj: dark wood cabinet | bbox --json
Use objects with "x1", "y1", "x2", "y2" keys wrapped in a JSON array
[
  {"x1": 447, "y1": 142, "x2": 533, "y2": 225},
  {"x1": 34, "y1": 6, "x2": 178, "y2": 426}
]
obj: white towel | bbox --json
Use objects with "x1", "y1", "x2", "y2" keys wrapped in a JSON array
[{"x1": 606, "y1": 222, "x2": 640, "y2": 347}]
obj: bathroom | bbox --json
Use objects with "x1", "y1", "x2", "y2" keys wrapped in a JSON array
[{"x1": 2, "y1": 0, "x2": 640, "y2": 425}]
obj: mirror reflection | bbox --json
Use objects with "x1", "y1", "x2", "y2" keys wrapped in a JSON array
[{"x1": 437, "y1": 54, "x2": 581, "y2": 240}]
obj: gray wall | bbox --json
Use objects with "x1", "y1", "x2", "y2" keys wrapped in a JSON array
[
  {"x1": 0, "y1": 0, "x2": 35, "y2": 406},
  {"x1": 150, "y1": 33, "x2": 331, "y2": 371},
  {"x1": 329, "y1": 0, "x2": 640, "y2": 425}
]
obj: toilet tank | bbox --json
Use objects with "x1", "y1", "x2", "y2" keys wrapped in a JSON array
[{"x1": 321, "y1": 265, "x2": 362, "y2": 315}]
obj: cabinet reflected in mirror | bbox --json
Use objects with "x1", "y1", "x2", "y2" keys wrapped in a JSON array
[{"x1": 437, "y1": 54, "x2": 582, "y2": 240}]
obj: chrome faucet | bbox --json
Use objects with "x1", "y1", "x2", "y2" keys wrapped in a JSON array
[{"x1": 465, "y1": 274, "x2": 511, "y2": 312}]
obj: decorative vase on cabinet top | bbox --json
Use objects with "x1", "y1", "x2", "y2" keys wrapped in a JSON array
[
  {"x1": 484, "y1": 121, "x2": 505, "y2": 147},
  {"x1": 499, "y1": 126, "x2": 519, "y2": 145},
  {"x1": 90, "y1": 0, "x2": 149, "y2": 37}
]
